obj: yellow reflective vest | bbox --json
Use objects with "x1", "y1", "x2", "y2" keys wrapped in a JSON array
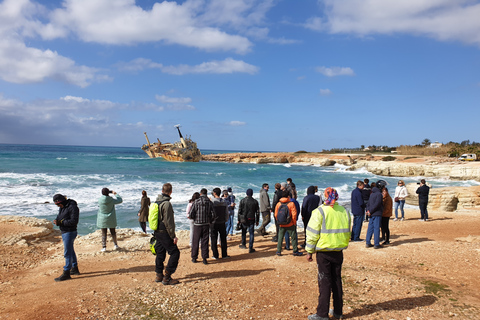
[{"x1": 306, "y1": 203, "x2": 351, "y2": 253}]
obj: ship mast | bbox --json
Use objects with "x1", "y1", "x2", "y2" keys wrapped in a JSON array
[
  {"x1": 143, "y1": 132, "x2": 152, "y2": 146},
  {"x1": 174, "y1": 125, "x2": 187, "y2": 148}
]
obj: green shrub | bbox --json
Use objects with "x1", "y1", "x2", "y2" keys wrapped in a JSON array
[{"x1": 382, "y1": 156, "x2": 396, "y2": 161}]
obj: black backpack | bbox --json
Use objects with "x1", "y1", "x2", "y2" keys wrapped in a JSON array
[{"x1": 277, "y1": 203, "x2": 292, "y2": 225}]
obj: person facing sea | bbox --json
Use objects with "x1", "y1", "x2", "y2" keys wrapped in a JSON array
[
  {"x1": 97, "y1": 188, "x2": 123, "y2": 252},
  {"x1": 138, "y1": 190, "x2": 150, "y2": 233}
]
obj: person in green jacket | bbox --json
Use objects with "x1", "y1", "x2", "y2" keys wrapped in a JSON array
[
  {"x1": 306, "y1": 187, "x2": 350, "y2": 320},
  {"x1": 97, "y1": 187, "x2": 123, "y2": 252}
]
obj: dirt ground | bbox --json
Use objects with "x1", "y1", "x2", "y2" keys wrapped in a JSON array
[{"x1": 1, "y1": 208, "x2": 480, "y2": 320}]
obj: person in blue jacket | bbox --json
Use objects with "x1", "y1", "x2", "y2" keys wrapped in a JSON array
[
  {"x1": 52, "y1": 194, "x2": 80, "y2": 282},
  {"x1": 365, "y1": 180, "x2": 386, "y2": 249},
  {"x1": 350, "y1": 181, "x2": 366, "y2": 242}
]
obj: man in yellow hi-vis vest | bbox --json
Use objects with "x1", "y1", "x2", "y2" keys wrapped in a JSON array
[{"x1": 306, "y1": 187, "x2": 350, "y2": 320}]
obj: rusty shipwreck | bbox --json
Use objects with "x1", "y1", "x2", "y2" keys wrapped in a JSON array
[{"x1": 141, "y1": 125, "x2": 202, "y2": 162}]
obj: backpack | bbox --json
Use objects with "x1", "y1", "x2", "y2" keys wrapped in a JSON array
[
  {"x1": 149, "y1": 235, "x2": 157, "y2": 255},
  {"x1": 277, "y1": 203, "x2": 292, "y2": 225},
  {"x1": 148, "y1": 202, "x2": 160, "y2": 231}
]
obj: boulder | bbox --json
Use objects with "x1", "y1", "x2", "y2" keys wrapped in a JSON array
[{"x1": 405, "y1": 184, "x2": 480, "y2": 212}]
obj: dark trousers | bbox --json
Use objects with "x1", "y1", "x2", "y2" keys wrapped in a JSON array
[
  {"x1": 139, "y1": 221, "x2": 147, "y2": 233},
  {"x1": 277, "y1": 225, "x2": 298, "y2": 253},
  {"x1": 154, "y1": 230, "x2": 180, "y2": 275},
  {"x1": 192, "y1": 224, "x2": 210, "y2": 259},
  {"x1": 101, "y1": 228, "x2": 117, "y2": 248},
  {"x1": 211, "y1": 223, "x2": 228, "y2": 258},
  {"x1": 259, "y1": 211, "x2": 271, "y2": 234},
  {"x1": 351, "y1": 215, "x2": 364, "y2": 241},
  {"x1": 303, "y1": 216, "x2": 310, "y2": 245},
  {"x1": 381, "y1": 217, "x2": 390, "y2": 242},
  {"x1": 419, "y1": 200, "x2": 429, "y2": 220},
  {"x1": 315, "y1": 251, "x2": 344, "y2": 318},
  {"x1": 241, "y1": 222, "x2": 255, "y2": 249}
]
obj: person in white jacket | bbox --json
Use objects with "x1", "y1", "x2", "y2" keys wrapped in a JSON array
[{"x1": 393, "y1": 180, "x2": 408, "y2": 221}]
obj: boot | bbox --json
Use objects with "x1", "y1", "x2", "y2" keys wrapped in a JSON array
[
  {"x1": 155, "y1": 273, "x2": 164, "y2": 283},
  {"x1": 54, "y1": 270, "x2": 71, "y2": 282},
  {"x1": 162, "y1": 271, "x2": 179, "y2": 285},
  {"x1": 70, "y1": 266, "x2": 80, "y2": 275}
]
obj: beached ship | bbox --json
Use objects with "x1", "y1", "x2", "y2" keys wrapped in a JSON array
[{"x1": 141, "y1": 125, "x2": 202, "y2": 162}]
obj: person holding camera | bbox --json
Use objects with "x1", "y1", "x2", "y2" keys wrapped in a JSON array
[{"x1": 97, "y1": 187, "x2": 123, "y2": 252}]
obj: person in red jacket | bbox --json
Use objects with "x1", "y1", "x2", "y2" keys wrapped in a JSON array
[{"x1": 274, "y1": 190, "x2": 303, "y2": 256}]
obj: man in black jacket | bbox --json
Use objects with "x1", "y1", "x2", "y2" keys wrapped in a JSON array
[
  {"x1": 238, "y1": 189, "x2": 260, "y2": 253},
  {"x1": 52, "y1": 194, "x2": 80, "y2": 282},
  {"x1": 211, "y1": 188, "x2": 229, "y2": 260},
  {"x1": 365, "y1": 180, "x2": 386, "y2": 249},
  {"x1": 416, "y1": 179, "x2": 430, "y2": 221},
  {"x1": 301, "y1": 186, "x2": 321, "y2": 247}
]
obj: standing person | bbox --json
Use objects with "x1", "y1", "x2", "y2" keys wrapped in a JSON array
[
  {"x1": 52, "y1": 194, "x2": 80, "y2": 282},
  {"x1": 97, "y1": 188, "x2": 123, "y2": 252},
  {"x1": 350, "y1": 181, "x2": 365, "y2": 242},
  {"x1": 224, "y1": 187, "x2": 236, "y2": 238},
  {"x1": 211, "y1": 188, "x2": 229, "y2": 259},
  {"x1": 238, "y1": 189, "x2": 260, "y2": 253},
  {"x1": 394, "y1": 180, "x2": 408, "y2": 221},
  {"x1": 301, "y1": 186, "x2": 321, "y2": 247},
  {"x1": 186, "y1": 192, "x2": 200, "y2": 247},
  {"x1": 258, "y1": 183, "x2": 272, "y2": 236},
  {"x1": 362, "y1": 179, "x2": 372, "y2": 222},
  {"x1": 381, "y1": 187, "x2": 393, "y2": 245},
  {"x1": 138, "y1": 190, "x2": 150, "y2": 234},
  {"x1": 271, "y1": 183, "x2": 282, "y2": 242},
  {"x1": 153, "y1": 183, "x2": 180, "y2": 285},
  {"x1": 416, "y1": 179, "x2": 430, "y2": 221},
  {"x1": 286, "y1": 178, "x2": 297, "y2": 199},
  {"x1": 305, "y1": 187, "x2": 350, "y2": 320},
  {"x1": 188, "y1": 188, "x2": 215, "y2": 264},
  {"x1": 275, "y1": 190, "x2": 303, "y2": 256},
  {"x1": 365, "y1": 180, "x2": 386, "y2": 249}
]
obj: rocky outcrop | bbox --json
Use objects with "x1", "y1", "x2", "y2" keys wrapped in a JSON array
[
  {"x1": 0, "y1": 215, "x2": 57, "y2": 246},
  {"x1": 404, "y1": 184, "x2": 480, "y2": 212}
]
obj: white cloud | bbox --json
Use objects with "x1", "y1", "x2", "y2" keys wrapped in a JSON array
[
  {"x1": 320, "y1": 89, "x2": 332, "y2": 96},
  {"x1": 46, "y1": 0, "x2": 252, "y2": 54},
  {"x1": 229, "y1": 120, "x2": 246, "y2": 126},
  {"x1": 155, "y1": 94, "x2": 195, "y2": 110},
  {"x1": 161, "y1": 58, "x2": 259, "y2": 75},
  {"x1": 306, "y1": 0, "x2": 480, "y2": 46},
  {"x1": 316, "y1": 66, "x2": 355, "y2": 77}
]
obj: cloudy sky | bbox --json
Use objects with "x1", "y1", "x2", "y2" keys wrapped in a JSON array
[{"x1": 0, "y1": 0, "x2": 479, "y2": 152}]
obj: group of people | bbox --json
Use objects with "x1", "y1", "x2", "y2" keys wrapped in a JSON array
[{"x1": 51, "y1": 176, "x2": 431, "y2": 320}]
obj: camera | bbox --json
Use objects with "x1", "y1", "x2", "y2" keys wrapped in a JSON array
[{"x1": 109, "y1": 190, "x2": 113, "y2": 193}]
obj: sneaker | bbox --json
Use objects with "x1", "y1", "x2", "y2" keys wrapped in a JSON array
[
  {"x1": 249, "y1": 248, "x2": 256, "y2": 253},
  {"x1": 276, "y1": 252, "x2": 282, "y2": 256},
  {"x1": 155, "y1": 273, "x2": 164, "y2": 283},
  {"x1": 293, "y1": 251, "x2": 304, "y2": 256},
  {"x1": 100, "y1": 247, "x2": 106, "y2": 252},
  {"x1": 329, "y1": 309, "x2": 343, "y2": 319},
  {"x1": 401, "y1": 218, "x2": 404, "y2": 221},
  {"x1": 114, "y1": 244, "x2": 120, "y2": 250},
  {"x1": 239, "y1": 244, "x2": 247, "y2": 249},
  {"x1": 393, "y1": 218, "x2": 398, "y2": 221},
  {"x1": 418, "y1": 219, "x2": 425, "y2": 221},
  {"x1": 212, "y1": 256, "x2": 218, "y2": 260},
  {"x1": 425, "y1": 219, "x2": 429, "y2": 221},
  {"x1": 308, "y1": 314, "x2": 329, "y2": 320}
]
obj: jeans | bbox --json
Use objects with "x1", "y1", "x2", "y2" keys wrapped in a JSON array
[
  {"x1": 394, "y1": 200, "x2": 405, "y2": 219},
  {"x1": 277, "y1": 225, "x2": 298, "y2": 253},
  {"x1": 154, "y1": 230, "x2": 180, "y2": 275},
  {"x1": 225, "y1": 213, "x2": 234, "y2": 235},
  {"x1": 61, "y1": 231, "x2": 78, "y2": 271},
  {"x1": 315, "y1": 251, "x2": 344, "y2": 318},
  {"x1": 365, "y1": 215, "x2": 381, "y2": 247},
  {"x1": 241, "y1": 222, "x2": 255, "y2": 249},
  {"x1": 419, "y1": 200, "x2": 429, "y2": 220},
  {"x1": 351, "y1": 215, "x2": 364, "y2": 241}
]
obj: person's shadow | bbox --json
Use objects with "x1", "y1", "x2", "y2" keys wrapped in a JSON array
[{"x1": 345, "y1": 295, "x2": 437, "y2": 318}]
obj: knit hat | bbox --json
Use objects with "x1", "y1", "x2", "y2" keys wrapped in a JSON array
[
  {"x1": 246, "y1": 189, "x2": 253, "y2": 196},
  {"x1": 53, "y1": 194, "x2": 67, "y2": 205}
]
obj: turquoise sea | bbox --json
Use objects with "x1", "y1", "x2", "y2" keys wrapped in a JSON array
[{"x1": 1, "y1": 144, "x2": 478, "y2": 235}]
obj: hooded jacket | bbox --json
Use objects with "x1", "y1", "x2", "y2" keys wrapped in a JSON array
[
  {"x1": 155, "y1": 193, "x2": 176, "y2": 239},
  {"x1": 301, "y1": 186, "x2": 321, "y2": 221},
  {"x1": 55, "y1": 199, "x2": 79, "y2": 233},
  {"x1": 97, "y1": 194, "x2": 123, "y2": 228},
  {"x1": 274, "y1": 197, "x2": 298, "y2": 228}
]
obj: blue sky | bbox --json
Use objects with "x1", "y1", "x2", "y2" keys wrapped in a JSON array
[{"x1": 0, "y1": 0, "x2": 479, "y2": 152}]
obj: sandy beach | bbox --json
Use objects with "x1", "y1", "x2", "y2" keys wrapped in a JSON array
[{"x1": 1, "y1": 155, "x2": 480, "y2": 319}]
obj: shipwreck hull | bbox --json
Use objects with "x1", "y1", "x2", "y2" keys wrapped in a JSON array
[{"x1": 141, "y1": 131, "x2": 201, "y2": 162}]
